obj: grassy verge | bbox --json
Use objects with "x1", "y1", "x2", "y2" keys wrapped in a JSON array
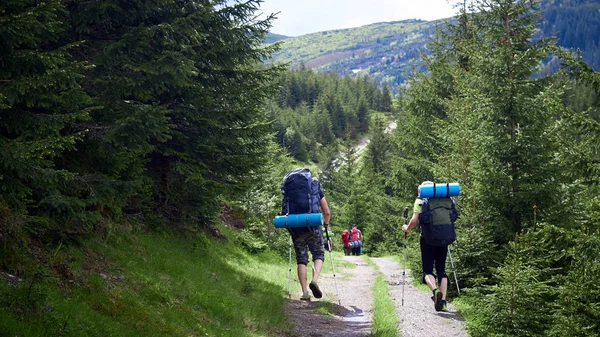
[
  {"x1": 363, "y1": 256, "x2": 400, "y2": 337},
  {"x1": 0, "y1": 226, "x2": 294, "y2": 336},
  {"x1": 449, "y1": 296, "x2": 478, "y2": 334}
]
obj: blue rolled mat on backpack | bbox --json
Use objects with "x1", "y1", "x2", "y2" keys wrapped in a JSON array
[
  {"x1": 348, "y1": 240, "x2": 362, "y2": 248},
  {"x1": 274, "y1": 213, "x2": 324, "y2": 228},
  {"x1": 418, "y1": 182, "x2": 460, "y2": 198}
]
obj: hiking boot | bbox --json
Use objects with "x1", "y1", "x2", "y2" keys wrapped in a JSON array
[
  {"x1": 430, "y1": 288, "x2": 437, "y2": 302},
  {"x1": 309, "y1": 281, "x2": 322, "y2": 299},
  {"x1": 434, "y1": 291, "x2": 443, "y2": 311},
  {"x1": 430, "y1": 288, "x2": 438, "y2": 303},
  {"x1": 441, "y1": 300, "x2": 447, "y2": 312},
  {"x1": 300, "y1": 292, "x2": 311, "y2": 301}
]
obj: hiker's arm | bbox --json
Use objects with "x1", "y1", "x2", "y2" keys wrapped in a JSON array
[
  {"x1": 320, "y1": 197, "x2": 331, "y2": 226},
  {"x1": 402, "y1": 213, "x2": 419, "y2": 232}
]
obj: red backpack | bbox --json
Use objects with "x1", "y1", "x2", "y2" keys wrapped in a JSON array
[
  {"x1": 341, "y1": 230, "x2": 350, "y2": 246},
  {"x1": 351, "y1": 228, "x2": 360, "y2": 241}
]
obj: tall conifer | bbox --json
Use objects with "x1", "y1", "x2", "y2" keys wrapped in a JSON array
[
  {"x1": 0, "y1": 1, "x2": 91, "y2": 230},
  {"x1": 65, "y1": 0, "x2": 283, "y2": 225}
]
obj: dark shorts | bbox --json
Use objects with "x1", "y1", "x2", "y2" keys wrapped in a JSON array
[
  {"x1": 420, "y1": 236, "x2": 448, "y2": 284},
  {"x1": 291, "y1": 228, "x2": 325, "y2": 265}
]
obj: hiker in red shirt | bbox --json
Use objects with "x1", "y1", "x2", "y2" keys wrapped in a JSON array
[
  {"x1": 340, "y1": 229, "x2": 350, "y2": 256},
  {"x1": 350, "y1": 224, "x2": 363, "y2": 256}
]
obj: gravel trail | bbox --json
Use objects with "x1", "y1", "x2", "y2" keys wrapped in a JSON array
[
  {"x1": 285, "y1": 255, "x2": 378, "y2": 337},
  {"x1": 371, "y1": 257, "x2": 468, "y2": 337},
  {"x1": 285, "y1": 255, "x2": 468, "y2": 336}
]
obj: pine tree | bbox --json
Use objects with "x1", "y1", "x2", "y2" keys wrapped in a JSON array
[
  {"x1": 379, "y1": 83, "x2": 393, "y2": 112},
  {"x1": 363, "y1": 117, "x2": 392, "y2": 175},
  {"x1": 389, "y1": 25, "x2": 454, "y2": 199},
  {"x1": 550, "y1": 229, "x2": 600, "y2": 337},
  {"x1": 0, "y1": 1, "x2": 92, "y2": 231},
  {"x1": 457, "y1": 0, "x2": 564, "y2": 238},
  {"x1": 552, "y1": 48, "x2": 600, "y2": 229},
  {"x1": 64, "y1": 0, "x2": 283, "y2": 225},
  {"x1": 471, "y1": 233, "x2": 552, "y2": 337}
]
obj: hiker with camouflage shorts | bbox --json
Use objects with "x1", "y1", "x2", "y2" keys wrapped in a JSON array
[{"x1": 282, "y1": 168, "x2": 331, "y2": 301}]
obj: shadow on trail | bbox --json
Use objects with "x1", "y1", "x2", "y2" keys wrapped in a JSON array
[
  {"x1": 436, "y1": 310, "x2": 466, "y2": 322},
  {"x1": 332, "y1": 304, "x2": 363, "y2": 317},
  {"x1": 287, "y1": 299, "x2": 370, "y2": 335}
]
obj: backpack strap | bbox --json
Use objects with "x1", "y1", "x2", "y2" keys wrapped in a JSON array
[
  {"x1": 283, "y1": 197, "x2": 289, "y2": 216},
  {"x1": 307, "y1": 178, "x2": 312, "y2": 214}
]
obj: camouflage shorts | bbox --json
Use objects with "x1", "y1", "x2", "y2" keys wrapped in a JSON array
[{"x1": 291, "y1": 228, "x2": 325, "y2": 265}]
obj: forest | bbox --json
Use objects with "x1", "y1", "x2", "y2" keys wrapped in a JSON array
[{"x1": 1, "y1": 0, "x2": 599, "y2": 336}]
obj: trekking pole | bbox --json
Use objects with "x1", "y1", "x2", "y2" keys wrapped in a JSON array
[
  {"x1": 324, "y1": 226, "x2": 341, "y2": 305},
  {"x1": 447, "y1": 245, "x2": 461, "y2": 296},
  {"x1": 402, "y1": 207, "x2": 408, "y2": 306},
  {"x1": 287, "y1": 234, "x2": 293, "y2": 298}
]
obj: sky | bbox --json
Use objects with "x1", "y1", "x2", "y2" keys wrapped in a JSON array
[{"x1": 258, "y1": 0, "x2": 460, "y2": 37}]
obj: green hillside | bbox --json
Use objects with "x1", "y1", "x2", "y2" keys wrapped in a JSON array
[
  {"x1": 267, "y1": 19, "x2": 439, "y2": 89},
  {"x1": 0, "y1": 226, "x2": 300, "y2": 336},
  {"x1": 267, "y1": 0, "x2": 600, "y2": 89},
  {"x1": 265, "y1": 32, "x2": 289, "y2": 44}
]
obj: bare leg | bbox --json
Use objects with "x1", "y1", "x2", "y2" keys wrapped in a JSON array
[
  {"x1": 439, "y1": 277, "x2": 448, "y2": 300},
  {"x1": 312, "y1": 259, "x2": 323, "y2": 283},
  {"x1": 424, "y1": 274, "x2": 437, "y2": 291},
  {"x1": 297, "y1": 264, "x2": 308, "y2": 292}
]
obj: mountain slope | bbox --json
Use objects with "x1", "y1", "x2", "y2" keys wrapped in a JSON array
[
  {"x1": 265, "y1": 32, "x2": 289, "y2": 44},
  {"x1": 267, "y1": 19, "x2": 440, "y2": 89},
  {"x1": 266, "y1": 0, "x2": 599, "y2": 89}
]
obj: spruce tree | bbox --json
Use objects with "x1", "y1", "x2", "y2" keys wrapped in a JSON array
[
  {"x1": 65, "y1": 0, "x2": 283, "y2": 225},
  {"x1": 389, "y1": 25, "x2": 454, "y2": 200},
  {"x1": 553, "y1": 48, "x2": 600, "y2": 229},
  {"x1": 454, "y1": 0, "x2": 564, "y2": 240},
  {"x1": 0, "y1": 1, "x2": 92, "y2": 232},
  {"x1": 550, "y1": 230, "x2": 600, "y2": 337},
  {"x1": 471, "y1": 233, "x2": 552, "y2": 337}
]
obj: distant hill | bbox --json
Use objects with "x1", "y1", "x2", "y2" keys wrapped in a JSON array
[
  {"x1": 266, "y1": 0, "x2": 599, "y2": 90},
  {"x1": 267, "y1": 19, "x2": 438, "y2": 90},
  {"x1": 539, "y1": 0, "x2": 599, "y2": 67},
  {"x1": 265, "y1": 32, "x2": 289, "y2": 44}
]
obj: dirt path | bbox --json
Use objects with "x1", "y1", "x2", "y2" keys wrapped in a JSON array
[
  {"x1": 371, "y1": 257, "x2": 468, "y2": 337},
  {"x1": 285, "y1": 256, "x2": 378, "y2": 336},
  {"x1": 285, "y1": 256, "x2": 468, "y2": 337}
]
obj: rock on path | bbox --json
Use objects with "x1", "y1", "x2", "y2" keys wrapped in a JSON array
[{"x1": 371, "y1": 257, "x2": 468, "y2": 337}]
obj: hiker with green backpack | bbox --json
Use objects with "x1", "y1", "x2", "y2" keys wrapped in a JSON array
[{"x1": 402, "y1": 181, "x2": 459, "y2": 312}]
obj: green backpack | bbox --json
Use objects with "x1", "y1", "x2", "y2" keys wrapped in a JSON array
[{"x1": 418, "y1": 197, "x2": 458, "y2": 246}]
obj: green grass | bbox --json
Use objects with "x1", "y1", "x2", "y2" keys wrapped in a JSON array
[
  {"x1": 448, "y1": 295, "x2": 479, "y2": 334},
  {"x1": 0, "y1": 228, "x2": 294, "y2": 336},
  {"x1": 315, "y1": 301, "x2": 334, "y2": 316},
  {"x1": 321, "y1": 250, "x2": 355, "y2": 283},
  {"x1": 364, "y1": 256, "x2": 400, "y2": 337}
]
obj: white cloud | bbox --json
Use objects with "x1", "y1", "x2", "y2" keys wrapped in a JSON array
[{"x1": 258, "y1": 0, "x2": 460, "y2": 36}]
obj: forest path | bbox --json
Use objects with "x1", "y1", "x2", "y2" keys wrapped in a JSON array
[
  {"x1": 285, "y1": 255, "x2": 468, "y2": 337},
  {"x1": 371, "y1": 257, "x2": 468, "y2": 337},
  {"x1": 285, "y1": 255, "x2": 377, "y2": 336}
]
